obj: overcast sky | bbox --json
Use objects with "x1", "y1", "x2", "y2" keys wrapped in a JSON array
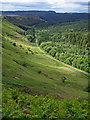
[{"x1": 0, "y1": 0, "x2": 89, "y2": 13}]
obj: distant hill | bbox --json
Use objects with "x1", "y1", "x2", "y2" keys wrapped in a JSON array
[
  {"x1": 2, "y1": 10, "x2": 56, "y2": 15},
  {"x1": 2, "y1": 11, "x2": 88, "y2": 26}
]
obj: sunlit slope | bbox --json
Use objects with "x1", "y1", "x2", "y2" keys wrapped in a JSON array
[{"x1": 2, "y1": 20, "x2": 89, "y2": 98}]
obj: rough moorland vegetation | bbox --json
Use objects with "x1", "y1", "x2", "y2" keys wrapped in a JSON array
[{"x1": 2, "y1": 88, "x2": 88, "y2": 119}]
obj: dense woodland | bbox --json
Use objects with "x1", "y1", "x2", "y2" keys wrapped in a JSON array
[{"x1": 36, "y1": 19, "x2": 89, "y2": 73}]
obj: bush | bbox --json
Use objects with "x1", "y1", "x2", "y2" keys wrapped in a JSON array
[
  {"x1": 20, "y1": 45, "x2": 22, "y2": 47},
  {"x1": 13, "y1": 43, "x2": 17, "y2": 46},
  {"x1": 25, "y1": 52, "x2": 28, "y2": 54}
]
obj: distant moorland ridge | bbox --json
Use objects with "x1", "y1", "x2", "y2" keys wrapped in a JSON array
[{"x1": 2, "y1": 11, "x2": 89, "y2": 23}]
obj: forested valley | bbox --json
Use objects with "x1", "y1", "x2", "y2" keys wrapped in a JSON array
[
  {"x1": 36, "y1": 19, "x2": 89, "y2": 73},
  {"x1": 1, "y1": 11, "x2": 90, "y2": 119}
]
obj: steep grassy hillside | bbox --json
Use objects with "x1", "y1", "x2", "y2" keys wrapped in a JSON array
[{"x1": 2, "y1": 19, "x2": 89, "y2": 98}]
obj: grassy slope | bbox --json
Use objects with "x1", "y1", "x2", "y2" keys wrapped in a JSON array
[{"x1": 2, "y1": 19, "x2": 89, "y2": 98}]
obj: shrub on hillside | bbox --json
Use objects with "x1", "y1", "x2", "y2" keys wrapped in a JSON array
[
  {"x1": 20, "y1": 44, "x2": 22, "y2": 47},
  {"x1": 13, "y1": 43, "x2": 17, "y2": 46}
]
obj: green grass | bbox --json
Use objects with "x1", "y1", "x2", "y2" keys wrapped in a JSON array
[{"x1": 2, "y1": 19, "x2": 89, "y2": 98}]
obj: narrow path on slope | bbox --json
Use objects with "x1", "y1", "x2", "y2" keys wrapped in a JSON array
[{"x1": 35, "y1": 37, "x2": 90, "y2": 76}]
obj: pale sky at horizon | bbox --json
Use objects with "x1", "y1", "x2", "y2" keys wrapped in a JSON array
[{"x1": 0, "y1": 0, "x2": 89, "y2": 13}]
